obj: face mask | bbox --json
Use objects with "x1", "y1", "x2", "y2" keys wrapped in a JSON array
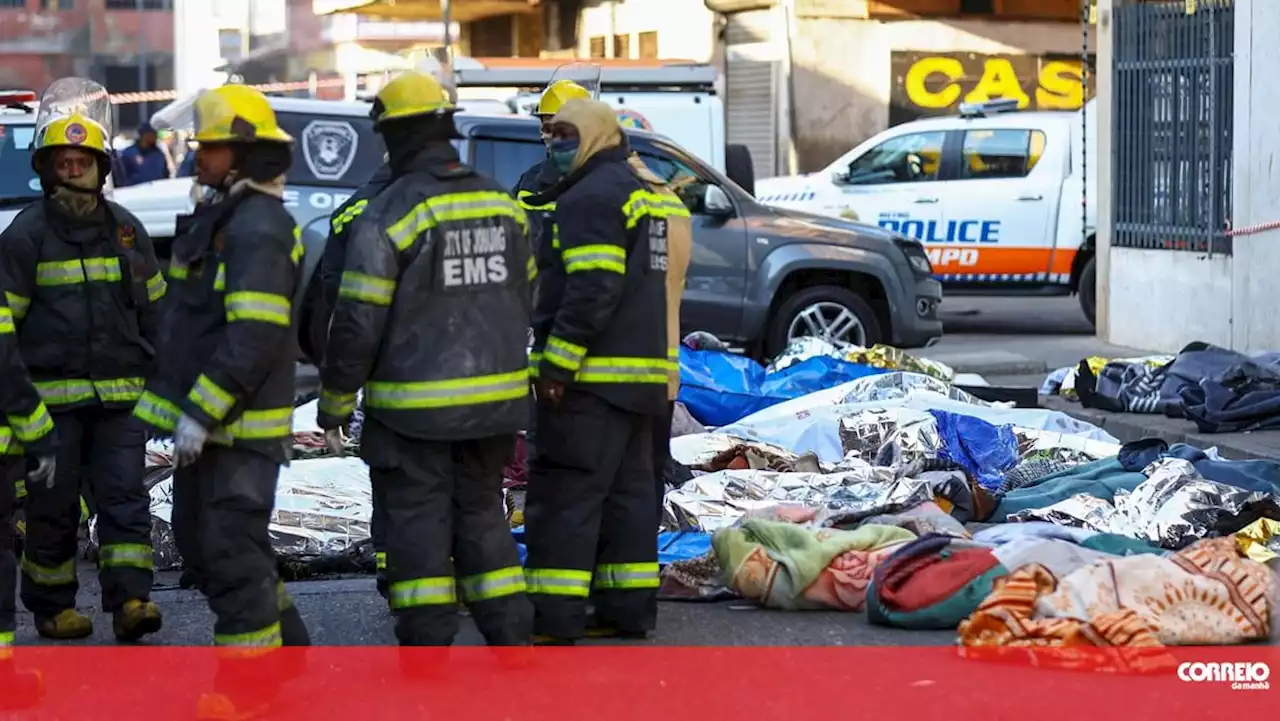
[{"x1": 548, "y1": 139, "x2": 579, "y2": 174}]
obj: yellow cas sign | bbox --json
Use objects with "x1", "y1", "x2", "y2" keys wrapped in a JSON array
[{"x1": 890, "y1": 51, "x2": 1094, "y2": 125}]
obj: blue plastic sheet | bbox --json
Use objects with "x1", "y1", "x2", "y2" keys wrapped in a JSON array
[
  {"x1": 677, "y1": 347, "x2": 888, "y2": 427},
  {"x1": 929, "y1": 410, "x2": 1020, "y2": 491},
  {"x1": 510, "y1": 528, "x2": 711, "y2": 567}
]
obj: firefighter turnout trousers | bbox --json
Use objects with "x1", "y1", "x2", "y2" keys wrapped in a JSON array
[
  {"x1": 372, "y1": 484, "x2": 388, "y2": 598},
  {"x1": 171, "y1": 445, "x2": 309, "y2": 649},
  {"x1": 1, "y1": 456, "x2": 20, "y2": 650},
  {"x1": 524, "y1": 391, "x2": 660, "y2": 639},
  {"x1": 362, "y1": 421, "x2": 531, "y2": 646},
  {"x1": 21, "y1": 408, "x2": 153, "y2": 616}
]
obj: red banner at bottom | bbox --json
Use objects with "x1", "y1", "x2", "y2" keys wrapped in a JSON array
[{"x1": 1, "y1": 646, "x2": 1275, "y2": 719}]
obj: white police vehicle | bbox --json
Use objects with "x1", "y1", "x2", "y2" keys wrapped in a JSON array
[
  {"x1": 754, "y1": 99, "x2": 1099, "y2": 323},
  {"x1": 0, "y1": 91, "x2": 43, "y2": 228}
]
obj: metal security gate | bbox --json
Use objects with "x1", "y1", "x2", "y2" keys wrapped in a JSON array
[
  {"x1": 1113, "y1": 0, "x2": 1234, "y2": 255},
  {"x1": 725, "y1": 10, "x2": 780, "y2": 180}
]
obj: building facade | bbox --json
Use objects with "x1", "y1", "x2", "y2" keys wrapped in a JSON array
[{"x1": 0, "y1": 0, "x2": 175, "y2": 126}]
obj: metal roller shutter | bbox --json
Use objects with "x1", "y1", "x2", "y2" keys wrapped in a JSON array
[{"x1": 725, "y1": 10, "x2": 780, "y2": 180}]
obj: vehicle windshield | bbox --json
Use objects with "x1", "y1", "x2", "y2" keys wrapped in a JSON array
[{"x1": 0, "y1": 120, "x2": 40, "y2": 205}]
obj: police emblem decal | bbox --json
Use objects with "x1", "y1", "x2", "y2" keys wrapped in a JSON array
[
  {"x1": 301, "y1": 120, "x2": 359, "y2": 182},
  {"x1": 65, "y1": 123, "x2": 87, "y2": 145}
]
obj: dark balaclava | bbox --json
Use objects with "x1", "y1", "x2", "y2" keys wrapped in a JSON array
[
  {"x1": 229, "y1": 141, "x2": 293, "y2": 185},
  {"x1": 379, "y1": 113, "x2": 461, "y2": 177}
]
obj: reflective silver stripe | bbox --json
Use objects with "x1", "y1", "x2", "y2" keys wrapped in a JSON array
[
  {"x1": 100, "y1": 543, "x2": 154, "y2": 570},
  {"x1": 364, "y1": 370, "x2": 529, "y2": 410},
  {"x1": 146, "y1": 271, "x2": 167, "y2": 302},
  {"x1": 338, "y1": 271, "x2": 396, "y2": 305},
  {"x1": 33, "y1": 379, "x2": 95, "y2": 405},
  {"x1": 389, "y1": 577, "x2": 457, "y2": 609},
  {"x1": 458, "y1": 567, "x2": 527, "y2": 601},
  {"x1": 5, "y1": 292, "x2": 29, "y2": 319},
  {"x1": 225, "y1": 291, "x2": 291, "y2": 326},
  {"x1": 188, "y1": 374, "x2": 235, "y2": 421}
]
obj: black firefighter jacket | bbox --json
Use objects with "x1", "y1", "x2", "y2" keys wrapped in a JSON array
[
  {"x1": 527, "y1": 142, "x2": 687, "y2": 417},
  {"x1": 316, "y1": 144, "x2": 533, "y2": 442},
  {"x1": 0, "y1": 291, "x2": 57, "y2": 458},
  {"x1": 133, "y1": 184, "x2": 304, "y2": 464},
  {"x1": 513, "y1": 159, "x2": 562, "y2": 291},
  {"x1": 299, "y1": 163, "x2": 394, "y2": 363},
  {"x1": 0, "y1": 199, "x2": 166, "y2": 414}
]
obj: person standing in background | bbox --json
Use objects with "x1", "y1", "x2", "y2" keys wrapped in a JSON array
[{"x1": 118, "y1": 123, "x2": 171, "y2": 186}]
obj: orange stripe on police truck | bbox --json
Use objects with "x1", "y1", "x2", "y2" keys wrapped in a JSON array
[{"x1": 925, "y1": 246, "x2": 1076, "y2": 277}]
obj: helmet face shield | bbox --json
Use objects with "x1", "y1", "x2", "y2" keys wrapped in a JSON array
[{"x1": 35, "y1": 77, "x2": 115, "y2": 154}]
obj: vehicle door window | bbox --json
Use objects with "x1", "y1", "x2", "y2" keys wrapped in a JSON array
[
  {"x1": 0, "y1": 122, "x2": 39, "y2": 202},
  {"x1": 843, "y1": 131, "x2": 945, "y2": 185},
  {"x1": 959, "y1": 129, "x2": 1047, "y2": 180},
  {"x1": 471, "y1": 139, "x2": 547, "y2": 190},
  {"x1": 637, "y1": 152, "x2": 715, "y2": 214}
]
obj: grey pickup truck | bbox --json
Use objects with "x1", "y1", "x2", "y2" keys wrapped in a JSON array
[{"x1": 116, "y1": 98, "x2": 943, "y2": 356}]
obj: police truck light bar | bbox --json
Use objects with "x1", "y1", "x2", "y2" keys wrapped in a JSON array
[{"x1": 0, "y1": 90, "x2": 37, "y2": 105}]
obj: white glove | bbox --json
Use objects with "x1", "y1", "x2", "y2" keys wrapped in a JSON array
[
  {"x1": 174, "y1": 414, "x2": 210, "y2": 467},
  {"x1": 29, "y1": 455, "x2": 57, "y2": 489},
  {"x1": 324, "y1": 427, "x2": 345, "y2": 457}
]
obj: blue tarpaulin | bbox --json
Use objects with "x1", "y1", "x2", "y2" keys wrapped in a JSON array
[
  {"x1": 510, "y1": 528, "x2": 711, "y2": 567},
  {"x1": 929, "y1": 410, "x2": 1020, "y2": 490},
  {"x1": 677, "y1": 347, "x2": 888, "y2": 427}
]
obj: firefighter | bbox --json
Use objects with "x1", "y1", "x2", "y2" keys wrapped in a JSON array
[
  {"x1": 0, "y1": 292, "x2": 56, "y2": 708},
  {"x1": 131, "y1": 85, "x2": 310, "y2": 711},
  {"x1": 513, "y1": 78, "x2": 592, "y2": 461},
  {"x1": 316, "y1": 69, "x2": 534, "y2": 647},
  {"x1": 522, "y1": 98, "x2": 688, "y2": 644},
  {"x1": 298, "y1": 161, "x2": 394, "y2": 600},
  {"x1": 0, "y1": 77, "x2": 164, "y2": 643}
]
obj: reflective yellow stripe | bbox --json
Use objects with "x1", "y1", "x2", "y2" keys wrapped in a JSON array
[
  {"x1": 213, "y1": 263, "x2": 226, "y2": 291},
  {"x1": 291, "y1": 226, "x2": 305, "y2": 265},
  {"x1": 526, "y1": 256, "x2": 537, "y2": 282},
  {"x1": 516, "y1": 190, "x2": 555, "y2": 212},
  {"x1": 215, "y1": 622, "x2": 282, "y2": 648},
  {"x1": 145, "y1": 271, "x2": 167, "y2": 302},
  {"x1": 338, "y1": 271, "x2": 396, "y2": 306},
  {"x1": 528, "y1": 351, "x2": 542, "y2": 378},
  {"x1": 21, "y1": 555, "x2": 75, "y2": 585},
  {"x1": 577, "y1": 357, "x2": 669, "y2": 385},
  {"x1": 169, "y1": 262, "x2": 189, "y2": 280},
  {"x1": 100, "y1": 543, "x2": 154, "y2": 571},
  {"x1": 276, "y1": 580, "x2": 294, "y2": 611},
  {"x1": 210, "y1": 407, "x2": 294, "y2": 443},
  {"x1": 385, "y1": 191, "x2": 527, "y2": 252},
  {"x1": 133, "y1": 390, "x2": 181, "y2": 431},
  {"x1": 34, "y1": 378, "x2": 144, "y2": 406},
  {"x1": 543, "y1": 336, "x2": 586, "y2": 372},
  {"x1": 623, "y1": 189, "x2": 690, "y2": 230},
  {"x1": 0, "y1": 306, "x2": 14, "y2": 334},
  {"x1": 563, "y1": 243, "x2": 626, "y2": 274},
  {"x1": 375, "y1": 552, "x2": 387, "y2": 571},
  {"x1": 318, "y1": 388, "x2": 358, "y2": 418},
  {"x1": 389, "y1": 577, "x2": 457, "y2": 609},
  {"x1": 594, "y1": 562, "x2": 660, "y2": 590},
  {"x1": 552, "y1": 223, "x2": 560, "y2": 250},
  {"x1": 225, "y1": 291, "x2": 291, "y2": 326},
  {"x1": 188, "y1": 374, "x2": 236, "y2": 423},
  {"x1": 525, "y1": 568, "x2": 592, "y2": 597},
  {"x1": 7, "y1": 402, "x2": 53, "y2": 443},
  {"x1": 457, "y1": 566, "x2": 527, "y2": 602},
  {"x1": 0, "y1": 630, "x2": 12, "y2": 647},
  {"x1": 35, "y1": 257, "x2": 122, "y2": 286},
  {"x1": 0, "y1": 426, "x2": 19, "y2": 455},
  {"x1": 667, "y1": 346, "x2": 680, "y2": 371},
  {"x1": 15, "y1": 479, "x2": 25, "y2": 498},
  {"x1": 365, "y1": 370, "x2": 528, "y2": 410},
  {"x1": 5, "y1": 292, "x2": 29, "y2": 320},
  {"x1": 332, "y1": 199, "x2": 369, "y2": 236}
]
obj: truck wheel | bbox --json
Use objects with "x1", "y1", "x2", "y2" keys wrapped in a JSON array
[
  {"x1": 766, "y1": 286, "x2": 882, "y2": 358},
  {"x1": 725, "y1": 143, "x2": 755, "y2": 197},
  {"x1": 1078, "y1": 255, "x2": 1097, "y2": 326}
]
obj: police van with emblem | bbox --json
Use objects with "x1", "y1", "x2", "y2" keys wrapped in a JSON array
[{"x1": 753, "y1": 99, "x2": 1100, "y2": 324}]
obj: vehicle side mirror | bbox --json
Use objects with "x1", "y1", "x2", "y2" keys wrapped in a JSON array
[
  {"x1": 703, "y1": 185, "x2": 733, "y2": 216},
  {"x1": 832, "y1": 169, "x2": 851, "y2": 185}
]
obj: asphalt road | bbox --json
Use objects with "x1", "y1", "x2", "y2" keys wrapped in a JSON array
[{"x1": 9, "y1": 567, "x2": 956, "y2": 646}]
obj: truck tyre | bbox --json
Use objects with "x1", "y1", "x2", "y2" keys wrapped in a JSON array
[
  {"x1": 725, "y1": 143, "x2": 755, "y2": 197},
  {"x1": 1078, "y1": 255, "x2": 1097, "y2": 326},
  {"x1": 766, "y1": 285, "x2": 882, "y2": 358}
]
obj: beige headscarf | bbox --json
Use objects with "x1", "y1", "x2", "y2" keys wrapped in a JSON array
[
  {"x1": 49, "y1": 149, "x2": 102, "y2": 217},
  {"x1": 552, "y1": 99, "x2": 624, "y2": 173}
]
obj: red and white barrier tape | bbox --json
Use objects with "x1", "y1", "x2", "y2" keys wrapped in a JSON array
[
  {"x1": 108, "y1": 78, "x2": 348, "y2": 105},
  {"x1": 1225, "y1": 219, "x2": 1280, "y2": 238}
]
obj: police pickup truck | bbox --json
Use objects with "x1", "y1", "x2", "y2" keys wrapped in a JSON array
[
  {"x1": 754, "y1": 99, "x2": 1099, "y2": 324},
  {"x1": 111, "y1": 98, "x2": 943, "y2": 356}
]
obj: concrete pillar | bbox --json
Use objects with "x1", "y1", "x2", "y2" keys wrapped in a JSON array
[
  {"x1": 173, "y1": 0, "x2": 224, "y2": 96},
  {"x1": 1095, "y1": 0, "x2": 1113, "y2": 342}
]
